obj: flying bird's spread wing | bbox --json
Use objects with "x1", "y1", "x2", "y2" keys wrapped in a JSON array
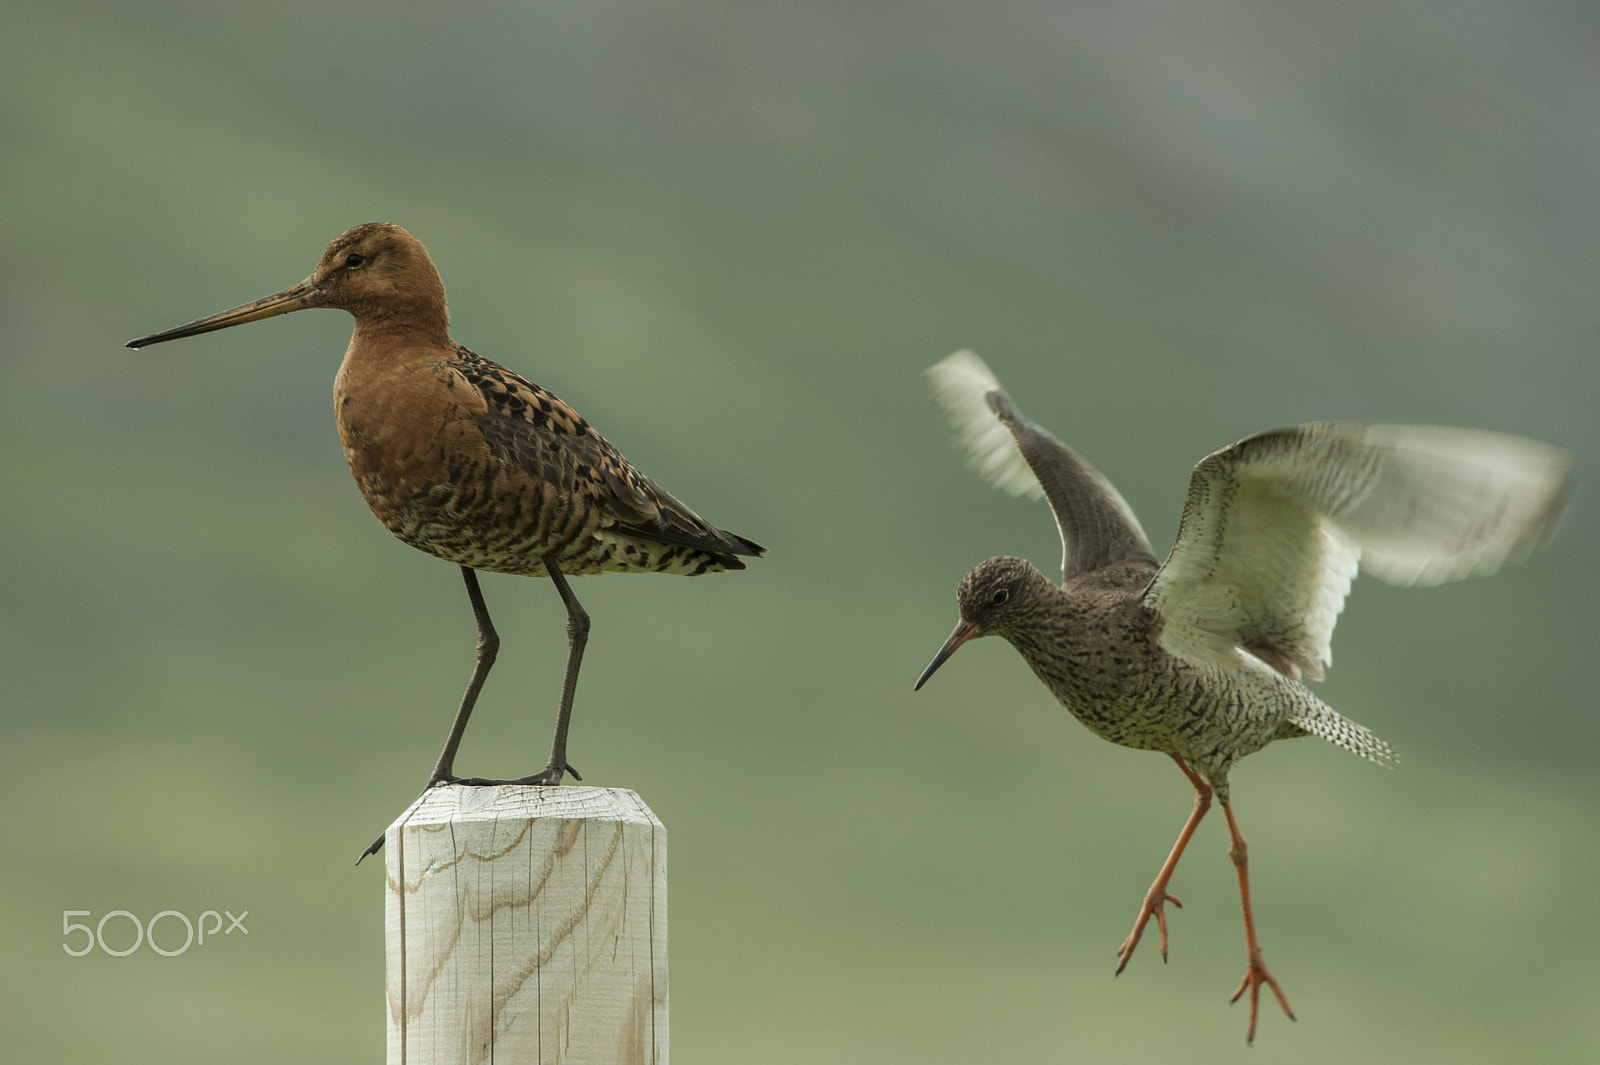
[
  {"x1": 927, "y1": 350, "x2": 1157, "y2": 582},
  {"x1": 1144, "y1": 423, "x2": 1573, "y2": 680}
]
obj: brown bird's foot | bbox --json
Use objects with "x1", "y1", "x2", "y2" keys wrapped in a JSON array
[
  {"x1": 1230, "y1": 947, "x2": 1295, "y2": 1043},
  {"x1": 1115, "y1": 885, "x2": 1182, "y2": 974},
  {"x1": 442, "y1": 762, "x2": 584, "y2": 787},
  {"x1": 435, "y1": 760, "x2": 581, "y2": 787},
  {"x1": 356, "y1": 831, "x2": 386, "y2": 865},
  {"x1": 505, "y1": 761, "x2": 583, "y2": 786},
  {"x1": 352, "y1": 763, "x2": 585, "y2": 865}
]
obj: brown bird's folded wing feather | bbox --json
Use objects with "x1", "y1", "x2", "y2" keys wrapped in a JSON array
[
  {"x1": 460, "y1": 357, "x2": 763, "y2": 560},
  {"x1": 596, "y1": 456, "x2": 765, "y2": 558}
]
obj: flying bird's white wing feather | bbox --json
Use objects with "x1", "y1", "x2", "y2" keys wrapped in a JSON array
[
  {"x1": 1145, "y1": 422, "x2": 1572, "y2": 681},
  {"x1": 927, "y1": 350, "x2": 1044, "y2": 500}
]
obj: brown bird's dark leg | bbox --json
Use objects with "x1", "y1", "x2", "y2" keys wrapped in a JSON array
[
  {"x1": 449, "y1": 558, "x2": 587, "y2": 786},
  {"x1": 509, "y1": 556, "x2": 589, "y2": 787},
  {"x1": 426, "y1": 566, "x2": 500, "y2": 785},
  {"x1": 1116, "y1": 754, "x2": 1212, "y2": 974},
  {"x1": 358, "y1": 561, "x2": 591, "y2": 861},
  {"x1": 1223, "y1": 801, "x2": 1295, "y2": 1043},
  {"x1": 356, "y1": 566, "x2": 502, "y2": 863}
]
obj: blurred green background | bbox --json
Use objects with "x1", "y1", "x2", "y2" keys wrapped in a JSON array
[{"x1": 2, "y1": 1, "x2": 1596, "y2": 1061}]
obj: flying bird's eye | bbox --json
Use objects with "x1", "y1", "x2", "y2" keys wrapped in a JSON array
[
  {"x1": 991, "y1": 588, "x2": 1010, "y2": 606},
  {"x1": 345, "y1": 252, "x2": 367, "y2": 268}
]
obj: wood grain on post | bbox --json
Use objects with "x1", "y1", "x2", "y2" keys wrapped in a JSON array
[{"x1": 384, "y1": 785, "x2": 667, "y2": 1065}]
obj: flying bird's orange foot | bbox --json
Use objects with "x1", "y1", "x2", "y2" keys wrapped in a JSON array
[
  {"x1": 1115, "y1": 885, "x2": 1183, "y2": 974},
  {"x1": 1230, "y1": 950, "x2": 1295, "y2": 1044}
]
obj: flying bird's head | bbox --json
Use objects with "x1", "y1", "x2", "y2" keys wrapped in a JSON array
[{"x1": 914, "y1": 555, "x2": 1054, "y2": 690}]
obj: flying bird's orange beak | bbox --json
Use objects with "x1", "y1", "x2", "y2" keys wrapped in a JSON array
[{"x1": 914, "y1": 618, "x2": 979, "y2": 691}]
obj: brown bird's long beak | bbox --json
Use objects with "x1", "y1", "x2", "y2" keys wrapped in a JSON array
[
  {"x1": 914, "y1": 618, "x2": 979, "y2": 691},
  {"x1": 126, "y1": 278, "x2": 319, "y2": 348}
]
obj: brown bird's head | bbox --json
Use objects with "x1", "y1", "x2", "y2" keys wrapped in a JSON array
[
  {"x1": 914, "y1": 555, "x2": 1054, "y2": 690},
  {"x1": 126, "y1": 222, "x2": 450, "y2": 350}
]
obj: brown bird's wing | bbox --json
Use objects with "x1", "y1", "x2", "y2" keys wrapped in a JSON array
[
  {"x1": 458, "y1": 354, "x2": 762, "y2": 558},
  {"x1": 927, "y1": 351, "x2": 1157, "y2": 582},
  {"x1": 595, "y1": 450, "x2": 765, "y2": 557},
  {"x1": 1144, "y1": 423, "x2": 1573, "y2": 681}
]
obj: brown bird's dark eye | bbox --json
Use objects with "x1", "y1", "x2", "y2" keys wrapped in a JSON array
[
  {"x1": 345, "y1": 253, "x2": 366, "y2": 268},
  {"x1": 992, "y1": 588, "x2": 1010, "y2": 606}
]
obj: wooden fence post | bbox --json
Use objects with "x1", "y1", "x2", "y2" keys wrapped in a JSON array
[{"x1": 384, "y1": 785, "x2": 668, "y2": 1064}]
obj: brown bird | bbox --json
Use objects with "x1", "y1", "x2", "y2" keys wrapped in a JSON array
[
  {"x1": 128, "y1": 223, "x2": 763, "y2": 859},
  {"x1": 914, "y1": 350, "x2": 1571, "y2": 1042}
]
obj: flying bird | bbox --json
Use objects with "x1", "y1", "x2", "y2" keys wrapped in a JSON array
[{"x1": 914, "y1": 349, "x2": 1571, "y2": 1041}]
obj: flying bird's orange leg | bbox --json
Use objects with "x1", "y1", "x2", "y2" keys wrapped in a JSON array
[
  {"x1": 1222, "y1": 801, "x2": 1295, "y2": 1043},
  {"x1": 1117, "y1": 755, "x2": 1212, "y2": 974}
]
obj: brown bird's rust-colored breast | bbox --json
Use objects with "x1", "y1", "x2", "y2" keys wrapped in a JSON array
[{"x1": 334, "y1": 339, "x2": 752, "y2": 578}]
